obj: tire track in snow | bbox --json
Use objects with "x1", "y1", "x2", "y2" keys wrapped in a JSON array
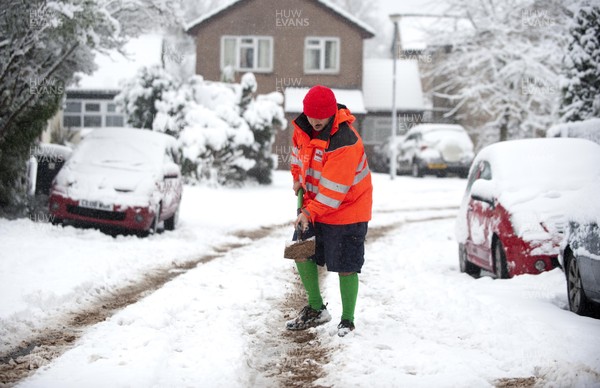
[
  {"x1": 0, "y1": 224, "x2": 283, "y2": 387},
  {"x1": 0, "y1": 208, "x2": 457, "y2": 387}
]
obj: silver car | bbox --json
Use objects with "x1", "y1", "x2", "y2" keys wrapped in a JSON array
[{"x1": 396, "y1": 124, "x2": 474, "y2": 178}]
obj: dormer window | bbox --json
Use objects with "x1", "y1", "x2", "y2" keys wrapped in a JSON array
[
  {"x1": 304, "y1": 37, "x2": 340, "y2": 74},
  {"x1": 221, "y1": 36, "x2": 273, "y2": 73}
]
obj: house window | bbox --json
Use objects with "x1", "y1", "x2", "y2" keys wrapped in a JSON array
[
  {"x1": 65, "y1": 102, "x2": 81, "y2": 113},
  {"x1": 63, "y1": 116, "x2": 82, "y2": 127},
  {"x1": 304, "y1": 37, "x2": 340, "y2": 74},
  {"x1": 106, "y1": 115, "x2": 124, "y2": 126},
  {"x1": 85, "y1": 103, "x2": 100, "y2": 112},
  {"x1": 362, "y1": 116, "x2": 393, "y2": 144},
  {"x1": 221, "y1": 36, "x2": 273, "y2": 72},
  {"x1": 83, "y1": 115, "x2": 102, "y2": 127},
  {"x1": 63, "y1": 99, "x2": 126, "y2": 129}
]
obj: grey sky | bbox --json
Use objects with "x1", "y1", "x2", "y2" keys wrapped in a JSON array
[{"x1": 375, "y1": 0, "x2": 449, "y2": 49}]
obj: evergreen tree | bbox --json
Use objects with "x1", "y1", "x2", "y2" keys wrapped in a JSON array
[
  {"x1": 0, "y1": 0, "x2": 121, "y2": 214},
  {"x1": 0, "y1": 0, "x2": 183, "y2": 214},
  {"x1": 560, "y1": 4, "x2": 600, "y2": 122}
]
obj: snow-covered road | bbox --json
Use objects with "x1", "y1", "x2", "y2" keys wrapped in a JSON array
[{"x1": 1, "y1": 172, "x2": 599, "y2": 387}]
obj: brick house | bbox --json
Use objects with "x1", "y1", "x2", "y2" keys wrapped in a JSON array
[{"x1": 185, "y1": 0, "x2": 376, "y2": 168}]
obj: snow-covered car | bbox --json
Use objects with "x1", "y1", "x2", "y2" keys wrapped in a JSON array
[
  {"x1": 456, "y1": 138, "x2": 600, "y2": 279},
  {"x1": 397, "y1": 124, "x2": 474, "y2": 178},
  {"x1": 559, "y1": 222, "x2": 600, "y2": 316},
  {"x1": 547, "y1": 117, "x2": 600, "y2": 145},
  {"x1": 49, "y1": 128, "x2": 183, "y2": 235}
]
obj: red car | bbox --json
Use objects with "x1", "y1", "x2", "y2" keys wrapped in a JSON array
[
  {"x1": 49, "y1": 128, "x2": 183, "y2": 235},
  {"x1": 456, "y1": 138, "x2": 600, "y2": 278}
]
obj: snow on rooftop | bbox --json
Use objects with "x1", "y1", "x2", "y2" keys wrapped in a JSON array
[
  {"x1": 70, "y1": 34, "x2": 164, "y2": 90},
  {"x1": 315, "y1": 0, "x2": 376, "y2": 36},
  {"x1": 284, "y1": 88, "x2": 366, "y2": 114},
  {"x1": 185, "y1": 0, "x2": 375, "y2": 36},
  {"x1": 363, "y1": 58, "x2": 425, "y2": 112},
  {"x1": 184, "y1": 0, "x2": 237, "y2": 31}
]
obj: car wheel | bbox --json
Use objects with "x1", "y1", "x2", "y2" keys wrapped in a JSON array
[
  {"x1": 411, "y1": 160, "x2": 423, "y2": 178},
  {"x1": 436, "y1": 171, "x2": 447, "y2": 178},
  {"x1": 51, "y1": 217, "x2": 63, "y2": 226},
  {"x1": 164, "y1": 206, "x2": 179, "y2": 231},
  {"x1": 565, "y1": 250, "x2": 592, "y2": 315},
  {"x1": 459, "y1": 243, "x2": 481, "y2": 277},
  {"x1": 493, "y1": 238, "x2": 509, "y2": 279}
]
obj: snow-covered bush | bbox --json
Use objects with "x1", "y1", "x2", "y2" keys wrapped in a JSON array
[
  {"x1": 160, "y1": 76, "x2": 255, "y2": 185},
  {"x1": 117, "y1": 67, "x2": 285, "y2": 186},
  {"x1": 115, "y1": 66, "x2": 178, "y2": 131},
  {"x1": 240, "y1": 74, "x2": 287, "y2": 184}
]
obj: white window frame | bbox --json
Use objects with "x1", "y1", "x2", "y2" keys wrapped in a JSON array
[
  {"x1": 220, "y1": 35, "x2": 274, "y2": 73},
  {"x1": 63, "y1": 99, "x2": 125, "y2": 129},
  {"x1": 304, "y1": 36, "x2": 340, "y2": 74}
]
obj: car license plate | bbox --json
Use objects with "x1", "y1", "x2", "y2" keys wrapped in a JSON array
[
  {"x1": 427, "y1": 163, "x2": 447, "y2": 170},
  {"x1": 79, "y1": 199, "x2": 113, "y2": 211}
]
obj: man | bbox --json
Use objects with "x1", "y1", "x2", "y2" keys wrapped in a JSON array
[{"x1": 287, "y1": 85, "x2": 373, "y2": 337}]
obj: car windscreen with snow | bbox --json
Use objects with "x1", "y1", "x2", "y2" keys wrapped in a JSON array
[
  {"x1": 484, "y1": 138, "x2": 600, "y2": 192},
  {"x1": 422, "y1": 128, "x2": 473, "y2": 159},
  {"x1": 422, "y1": 128, "x2": 473, "y2": 148},
  {"x1": 69, "y1": 133, "x2": 166, "y2": 173}
]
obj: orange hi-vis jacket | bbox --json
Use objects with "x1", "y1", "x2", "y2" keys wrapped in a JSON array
[{"x1": 291, "y1": 104, "x2": 373, "y2": 225}]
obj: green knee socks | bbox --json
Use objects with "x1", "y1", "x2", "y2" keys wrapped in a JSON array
[
  {"x1": 339, "y1": 273, "x2": 359, "y2": 322},
  {"x1": 295, "y1": 260, "x2": 324, "y2": 310},
  {"x1": 295, "y1": 262, "x2": 359, "y2": 322}
]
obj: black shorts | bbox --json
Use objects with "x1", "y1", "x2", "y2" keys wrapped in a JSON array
[{"x1": 293, "y1": 221, "x2": 368, "y2": 273}]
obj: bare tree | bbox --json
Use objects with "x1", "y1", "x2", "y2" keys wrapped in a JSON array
[{"x1": 424, "y1": 0, "x2": 579, "y2": 147}]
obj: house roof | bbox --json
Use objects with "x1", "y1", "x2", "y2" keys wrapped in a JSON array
[
  {"x1": 362, "y1": 58, "x2": 425, "y2": 112},
  {"x1": 185, "y1": 0, "x2": 375, "y2": 38},
  {"x1": 284, "y1": 88, "x2": 366, "y2": 114},
  {"x1": 68, "y1": 33, "x2": 164, "y2": 91}
]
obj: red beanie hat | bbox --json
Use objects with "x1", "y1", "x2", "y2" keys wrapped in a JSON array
[{"x1": 303, "y1": 85, "x2": 337, "y2": 119}]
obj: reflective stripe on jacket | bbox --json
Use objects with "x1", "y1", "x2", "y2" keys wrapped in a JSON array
[{"x1": 291, "y1": 104, "x2": 373, "y2": 225}]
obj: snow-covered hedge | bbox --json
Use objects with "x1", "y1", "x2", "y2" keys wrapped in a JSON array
[{"x1": 116, "y1": 67, "x2": 286, "y2": 186}]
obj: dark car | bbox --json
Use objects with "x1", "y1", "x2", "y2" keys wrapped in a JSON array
[
  {"x1": 28, "y1": 143, "x2": 73, "y2": 196},
  {"x1": 27, "y1": 144, "x2": 73, "y2": 215},
  {"x1": 456, "y1": 138, "x2": 600, "y2": 279},
  {"x1": 560, "y1": 223, "x2": 600, "y2": 315},
  {"x1": 49, "y1": 127, "x2": 183, "y2": 235}
]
